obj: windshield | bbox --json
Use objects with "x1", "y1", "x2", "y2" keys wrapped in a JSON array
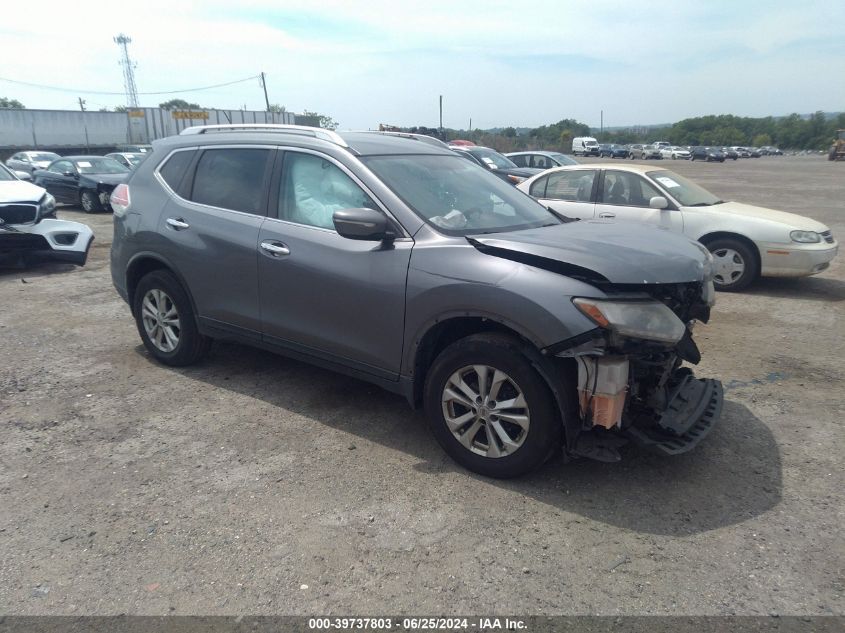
[
  {"x1": 584, "y1": 140, "x2": 598, "y2": 146},
  {"x1": 549, "y1": 153, "x2": 578, "y2": 165},
  {"x1": 0, "y1": 165, "x2": 16, "y2": 181},
  {"x1": 126, "y1": 153, "x2": 145, "y2": 165},
  {"x1": 31, "y1": 152, "x2": 60, "y2": 162},
  {"x1": 467, "y1": 148, "x2": 517, "y2": 170},
  {"x1": 362, "y1": 154, "x2": 560, "y2": 236},
  {"x1": 73, "y1": 157, "x2": 130, "y2": 174},
  {"x1": 647, "y1": 170, "x2": 723, "y2": 206}
]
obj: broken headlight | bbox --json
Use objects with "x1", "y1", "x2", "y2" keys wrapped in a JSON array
[
  {"x1": 39, "y1": 193, "x2": 56, "y2": 218},
  {"x1": 573, "y1": 298, "x2": 686, "y2": 344}
]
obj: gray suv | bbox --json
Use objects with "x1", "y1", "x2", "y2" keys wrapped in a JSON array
[{"x1": 110, "y1": 124, "x2": 723, "y2": 478}]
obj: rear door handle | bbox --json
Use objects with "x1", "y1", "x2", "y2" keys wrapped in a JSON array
[
  {"x1": 260, "y1": 240, "x2": 290, "y2": 257},
  {"x1": 598, "y1": 212, "x2": 616, "y2": 219},
  {"x1": 166, "y1": 217, "x2": 190, "y2": 230}
]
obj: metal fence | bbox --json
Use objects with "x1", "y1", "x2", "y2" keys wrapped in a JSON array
[{"x1": 0, "y1": 107, "x2": 298, "y2": 150}]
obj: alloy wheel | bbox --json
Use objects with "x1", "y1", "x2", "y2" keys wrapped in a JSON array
[
  {"x1": 441, "y1": 365, "x2": 530, "y2": 458},
  {"x1": 141, "y1": 288, "x2": 181, "y2": 353}
]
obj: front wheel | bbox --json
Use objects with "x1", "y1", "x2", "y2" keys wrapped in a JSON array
[
  {"x1": 424, "y1": 333, "x2": 562, "y2": 478},
  {"x1": 80, "y1": 190, "x2": 102, "y2": 213},
  {"x1": 133, "y1": 270, "x2": 211, "y2": 366},
  {"x1": 707, "y1": 238, "x2": 759, "y2": 292}
]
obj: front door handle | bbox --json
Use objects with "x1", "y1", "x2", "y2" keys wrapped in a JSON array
[
  {"x1": 166, "y1": 217, "x2": 190, "y2": 230},
  {"x1": 260, "y1": 240, "x2": 290, "y2": 257},
  {"x1": 598, "y1": 212, "x2": 616, "y2": 219}
]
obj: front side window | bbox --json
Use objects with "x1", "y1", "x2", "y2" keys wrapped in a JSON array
[
  {"x1": 280, "y1": 152, "x2": 376, "y2": 230},
  {"x1": 0, "y1": 165, "x2": 15, "y2": 181},
  {"x1": 601, "y1": 171, "x2": 661, "y2": 207},
  {"x1": 190, "y1": 148, "x2": 270, "y2": 214},
  {"x1": 362, "y1": 154, "x2": 559, "y2": 236},
  {"x1": 542, "y1": 170, "x2": 597, "y2": 202}
]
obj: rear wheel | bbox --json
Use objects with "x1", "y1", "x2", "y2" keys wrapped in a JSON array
[
  {"x1": 424, "y1": 333, "x2": 562, "y2": 478},
  {"x1": 133, "y1": 270, "x2": 211, "y2": 366},
  {"x1": 80, "y1": 190, "x2": 102, "y2": 213},
  {"x1": 706, "y1": 238, "x2": 759, "y2": 292}
]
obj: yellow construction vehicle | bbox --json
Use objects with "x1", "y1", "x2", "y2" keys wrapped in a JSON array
[{"x1": 829, "y1": 129, "x2": 845, "y2": 160}]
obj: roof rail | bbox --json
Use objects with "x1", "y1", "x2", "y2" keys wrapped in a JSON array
[
  {"x1": 179, "y1": 124, "x2": 348, "y2": 148},
  {"x1": 359, "y1": 131, "x2": 450, "y2": 149}
]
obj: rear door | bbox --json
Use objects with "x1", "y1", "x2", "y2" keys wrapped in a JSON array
[
  {"x1": 257, "y1": 149, "x2": 411, "y2": 378},
  {"x1": 155, "y1": 146, "x2": 274, "y2": 337},
  {"x1": 527, "y1": 169, "x2": 598, "y2": 219}
]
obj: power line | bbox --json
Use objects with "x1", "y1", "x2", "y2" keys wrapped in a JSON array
[{"x1": 0, "y1": 74, "x2": 261, "y2": 97}]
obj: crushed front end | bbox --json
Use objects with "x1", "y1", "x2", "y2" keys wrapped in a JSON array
[{"x1": 551, "y1": 278, "x2": 723, "y2": 462}]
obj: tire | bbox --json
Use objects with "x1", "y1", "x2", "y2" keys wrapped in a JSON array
[
  {"x1": 423, "y1": 333, "x2": 562, "y2": 478},
  {"x1": 80, "y1": 190, "x2": 102, "y2": 213},
  {"x1": 706, "y1": 238, "x2": 759, "y2": 292},
  {"x1": 133, "y1": 270, "x2": 211, "y2": 366}
]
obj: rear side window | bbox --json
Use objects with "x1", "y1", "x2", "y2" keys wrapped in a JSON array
[
  {"x1": 159, "y1": 150, "x2": 196, "y2": 192},
  {"x1": 189, "y1": 148, "x2": 271, "y2": 215},
  {"x1": 509, "y1": 154, "x2": 527, "y2": 167}
]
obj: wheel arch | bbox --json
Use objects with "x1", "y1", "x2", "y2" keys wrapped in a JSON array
[
  {"x1": 698, "y1": 231, "x2": 761, "y2": 273},
  {"x1": 408, "y1": 314, "x2": 578, "y2": 447},
  {"x1": 125, "y1": 253, "x2": 199, "y2": 319}
]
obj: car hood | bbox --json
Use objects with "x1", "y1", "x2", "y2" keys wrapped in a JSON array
[
  {"x1": 468, "y1": 220, "x2": 708, "y2": 284},
  {"x1": 0, "y1": 180, "x2": 46, "y2": 204},
  {"x1": 687, "y1": 201, "x2": 829, "y2": 232},
  {"x1": 80, "y1": 173, "x2": 128, "y2": 185}
]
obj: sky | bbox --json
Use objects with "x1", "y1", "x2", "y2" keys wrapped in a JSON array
[{"x1": 1, "y1": 0, "x2": 843, "y2": 130}]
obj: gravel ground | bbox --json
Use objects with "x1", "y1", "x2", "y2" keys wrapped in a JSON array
[{"x1": 0, "y1": 155, "x2": 843, "y2": 616}]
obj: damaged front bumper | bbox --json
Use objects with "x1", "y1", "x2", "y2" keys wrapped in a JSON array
[{"x1": 0, "y1": 218, "x2": 95, "y2": 267}]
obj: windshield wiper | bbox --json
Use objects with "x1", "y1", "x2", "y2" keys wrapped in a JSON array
[
  {"x1": 545, "y1": 206, "x2": 580, "y2": 223},
  {"x1": 688, "y1": 200, "x2": 725, "y2": 207}
]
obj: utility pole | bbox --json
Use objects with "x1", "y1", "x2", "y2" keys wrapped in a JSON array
[
  {"x1": 78, "y1": 98, "x2": 89, "y2": 152},
  {"x1": 469, "y1": 117, "x2": 472, "y2": 132},
  {"x1": 78, "y1": 97, "x2": 86, "y2": 111},
  {"x1": 600, "y1": 110, "x2": 604, "y2": 137},
  {"x1": 260, "y1": 72, "x2": 270, "y2": 111},
  {"x1": 114, "y1": 34, "x2": 139, "y2": 108},
  {"x1": 439, "y1": 95, "x2": 443, "y2": 134}
]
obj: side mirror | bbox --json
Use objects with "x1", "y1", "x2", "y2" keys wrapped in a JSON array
[
  {"x1": 14, "y1": 170, "x2": 32, "y2": 181},
  {"x1": 63, "y1": 170, "x2": 77, "y2": 178},
  {"x1": 333, "y1": 208, "x2": 393, "y2": 241},
  {"x1": 649, "y1": 196, "x2": 669, "y2": 209}
]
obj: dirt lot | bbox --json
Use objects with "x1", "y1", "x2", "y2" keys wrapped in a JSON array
[{"x1": 1, "y1": 155, "x2": 843, "y2": 616}]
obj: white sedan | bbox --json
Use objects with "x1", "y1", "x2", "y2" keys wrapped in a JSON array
[{"x1": 516, "y1": 164, "x2": 838, "y2": 290}]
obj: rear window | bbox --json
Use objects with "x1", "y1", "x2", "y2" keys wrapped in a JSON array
[{"x1": 159, "y1": 150, "x2": 196, "y2": 192}]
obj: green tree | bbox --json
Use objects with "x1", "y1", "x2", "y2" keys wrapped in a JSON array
[
  {"x1": 268, "y1": 103, "x2": 286, "y2": 114},
  {"x1": 301, "y1": 109, "x2": 338, "y2": 130},
  {"x1": 752, "y1": 133, "x2": 772, "y2": 147},
  {"x1": 159, "y1": 98, "x2": 202, "y2": 110},
  {"x1": 0, "y1": 97, "x2": 25, "y2": 109},
  {"x1": 114, "y1": 105, "x2": 127, "y2": 113}
]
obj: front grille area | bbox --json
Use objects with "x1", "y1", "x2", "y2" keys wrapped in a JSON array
[
  {"x1": 821, "y1": 230, "x2": 834, "y2": 244},
  {"x1": 0, "y1": 232, "x2": 50, "y2": 252},
  {"x1": 0, "y1": 203, "x2": 39, "y2": 225}
]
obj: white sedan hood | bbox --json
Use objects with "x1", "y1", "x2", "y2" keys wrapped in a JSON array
[
  {"x1": 693, "y1": 201, "x2": 829, "y2": 232},
  {"x1": 0, "y1": 180, "x2": 46, "y2": 203}
]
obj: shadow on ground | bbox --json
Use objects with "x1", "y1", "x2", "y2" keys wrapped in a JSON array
[
  {"x1": 744, "y1": 275, "x2": 845, "y2": 302},
  {"x1": 160, "y1": 341, "x2": 782, "y2": 537}
]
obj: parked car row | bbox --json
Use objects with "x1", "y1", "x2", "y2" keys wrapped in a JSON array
[{"x1": 3, "y1": 149, "x2": 150, "y2": 213}]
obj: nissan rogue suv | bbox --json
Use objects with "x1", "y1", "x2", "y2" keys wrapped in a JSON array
[{"x1": 110, "y1": 124, "x2": 723, "y2": 478}]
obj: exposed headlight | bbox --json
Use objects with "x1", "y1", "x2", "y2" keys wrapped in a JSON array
[
  {"x1": 573, "y1": 298, "x2": 686, "y2": 344},
  {"x1": 39, "y1": 193, "x2": 56, "y2": 217},
  {"x1": 790, "y1": 230, "x2": 821, "y2": 243}
]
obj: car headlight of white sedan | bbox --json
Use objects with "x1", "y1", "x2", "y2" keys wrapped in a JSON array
[{"x1": 790, "y1": 230, "x2": 821, "y2": 243}]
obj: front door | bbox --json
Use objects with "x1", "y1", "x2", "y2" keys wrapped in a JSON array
[
  {"x1": 40, "y1": 160, "x2": 77, "y2": 203},
  {"x1": 527, "y1": 169, "x2": 598, "y2": 220},
  {"x1": 594, "y1": 170, "x2": 684, "y2": 233},
  {"x1": 257, "y1": 150, "x2": 411, "y2": 378}
]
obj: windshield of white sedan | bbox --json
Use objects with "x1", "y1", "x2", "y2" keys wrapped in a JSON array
[
  {"x1": 363, "y1": 155, "x2": 559, "y2": 235},
  {"x1": 647, "y1": 170, "x2": 723, "y2": 206},
  {"x1": 74, "y1": 158, "x2": 130, "y2": 174}
]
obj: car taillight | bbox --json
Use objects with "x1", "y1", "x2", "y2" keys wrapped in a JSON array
[{"x1": 111, "y1": 184, "x2": 131, "y2": 216}]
